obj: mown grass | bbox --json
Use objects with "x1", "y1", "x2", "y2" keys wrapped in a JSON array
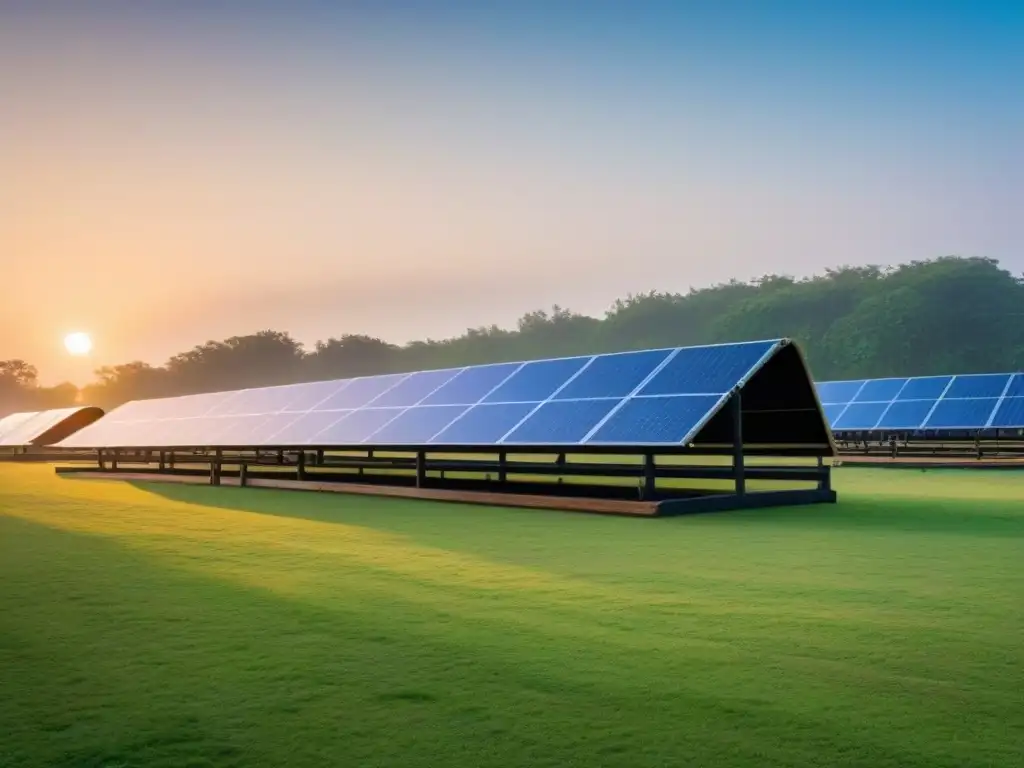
[{"x1": 1, "y1": 463, "x2": 1022, "y2": 767}]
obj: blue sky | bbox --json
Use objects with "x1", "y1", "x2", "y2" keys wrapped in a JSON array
[{"x1": 2, "y1": 1, "x2": 1021, "y2": 382}]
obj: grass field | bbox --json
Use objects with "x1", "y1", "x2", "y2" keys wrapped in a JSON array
[{"x1": 1, "y1": 464, "x2": 1022, "y2": 767}]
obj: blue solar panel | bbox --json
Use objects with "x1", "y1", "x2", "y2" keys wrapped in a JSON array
[
  {"x1": 209, "y1": 386, "x2": 296, "y2": 416},
  {"x1": 924, "y1": 398, "x2": 998, "y2": 429},
  {"x1": 875, "y1": 399, "x2": 937, "y2": 429},
  {"x1": 211, "y1": 415, "x2": 273, "y2": 444},
  {"x1": 503, "y1": 399, "x2": 619, "y2": 444},
  {"x1": 816, "y1": 380, "x2": 865, "y2": 404},
  {"x1": 312, "y1": 408, "x2": 403, "y2": 444},
  {"x1": 167, "y1": 392, "x2": 237, "y2": 420},
  {"x1": 854, "y1": 379, "x2": 907, "y2": 402},
  {"x1": 281, "y1": 380, "x2": 350, "y2": 412},
  {"x1": 639, "y1": 341, "x2": 774, "y2": 396},
  {"x1": 822, "y1": 403, "x2": 847, "y2": 424},
  {"x1": 247, "y1": 413, "x2": 307, "y2": 444},
  {"x1": 1003, "y1": 374, "x2": 1024, "y2": 399},
  {"x1": 369, "y1": 405, "x2": 470, "y2": 444},
  {"x1": 553, "y1": 349, "x2": 673, "y2": 400},
  {"x1": 895, "y1": 376, "x2": 951, "y2": 400},
  {"x1": 368, "y1": 368, "x2": 463, "y2": 408},
  {"x1": 261, "y1": 411, "x2": 333, "y2": 445},
  {"x1": 945, "y1": 374, "x2": 1011, "y2": 399},
  {"x1": 59, "y1": 338, "x2": 823, "y2": 449},
  {"x1": 431, "y1": 402, "x2": 537, "y2": 444},
  {"x1": 315, "y1": 375, "x2": 409, "y2": 411},
  {"x1": 419, "y1": 362, "x2": 521, "y2": 406},
  {"x1": 483, "y1": 357, "x2": 591, "y2": 403},
  {"x1": 588, "y1": 395, "x2": 721, "y2": 444},
  {"x1": 818, "y1": 370, "x2": 1024, "y2": 432},
  {"x1": 833, "y1": 402, "x2": 889, "y2": 430},
  {"x1": 990, "y1": 397, "x2": 1024, "y2": 428}
]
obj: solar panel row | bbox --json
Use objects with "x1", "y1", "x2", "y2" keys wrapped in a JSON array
[
  {"x1": 816, "y1": 373, "x2": 1024, "y2": 431},
  {"x1": 58, "y1": 340, "x2": 781, "y2": 449},
  {"x1": 0, "y1": 408, "x2": 90, "y2": 447}
]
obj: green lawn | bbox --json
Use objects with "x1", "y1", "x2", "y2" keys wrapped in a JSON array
[{"x1": 1, "y1": 464, "x2": 1022, "y2": 767}]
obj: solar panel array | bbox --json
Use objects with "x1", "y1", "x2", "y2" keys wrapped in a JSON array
[
  {"x1": 0, "y1": 408, "x2": 89, "y2": 447},
  {"x1": 58, "y1": 340, "x2": 783, "y2": 449},
  {"x1": 816, "y1": 373, "x2": 1024, "y2": 432}
]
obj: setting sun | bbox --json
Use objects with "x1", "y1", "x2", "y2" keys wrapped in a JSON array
[{"x1": 64, "y1": 332, "x2": 93, "y2": 356}]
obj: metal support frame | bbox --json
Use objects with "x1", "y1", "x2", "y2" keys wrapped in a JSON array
[
  {"x1": 731, "y1": 392, "x2": 745, "y2": 496},
  {"x1": 210, "y1": 449, "x2": 222, "y2": 486},
  {"x1": 60, "y1": 426, "x2": 841, "y2": 517},
  {"x1": 642, "y1": 452, "x2": 656, "y2": 500},
  {"x1": 415, "y1": 451, "x2": 426, "y2": 488}
]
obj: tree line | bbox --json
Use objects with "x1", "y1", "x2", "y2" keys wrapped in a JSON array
[{"x1": 2, "y1": 256, "x2": 1022, "y2": 414}]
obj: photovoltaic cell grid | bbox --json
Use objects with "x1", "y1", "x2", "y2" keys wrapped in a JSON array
[
  {"x1": 816, "y1": 373, "x2": 1024, "y2": 432},
  {"x1": 58, "y1": 340, "x2": 782, "y2": 449}
]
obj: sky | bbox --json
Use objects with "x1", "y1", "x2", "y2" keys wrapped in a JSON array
[{"x1": 2, "y1": 1, "x2": 1022, "y2": 385}]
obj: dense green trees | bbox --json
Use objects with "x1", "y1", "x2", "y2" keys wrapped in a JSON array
[{"x1": 2, "y1": 256, "x2": 1022, "y2": 413}]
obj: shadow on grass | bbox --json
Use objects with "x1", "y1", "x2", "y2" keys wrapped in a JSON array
[{"x1": 125, "y1": 479, "x2": 1024, "y2": 543}]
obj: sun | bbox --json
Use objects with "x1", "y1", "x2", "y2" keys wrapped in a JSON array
[{"x1": 64, "y1": 332, "x2": 93, "y2": 356}]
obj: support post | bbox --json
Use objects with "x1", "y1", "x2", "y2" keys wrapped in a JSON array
[
  {"x1": 641, "y1": 452, "x2": 656, "y2": 501},
  {"x1": 158, "y1": 451, "x2": 166, "y2": 472},
  {"x1": 297, "y1": 450, "x2": 307, "y2": 481},
  {"x1": 97, "y1": 448, "x2": 105, "y2": 472},
  {"x1": 111, "y1": 449, "x2": 119, "y2": 472},
  {"x1": 415, "y1": 451, "x2": 426, "y2": 488},
  {"x1": 211, "y1": 449, "x2": 222, "y2": 486},
  {"x1": 731, "y1": 392, "x2": 745, "y2": 496},
  {"x1": 239, "y1": 462, "x2": 248, "y2": 487},
  {"x1": 316, "y1": 449, "x2": 324, "y2": 466},
  {"x1": 498, "y1": 451, "x2": 507, "y2": 484},
  {"x1": 277, "y1": 449, "x2": 285, "y2": 465},
  {"x1": 555, "y1": 452, "x2": 566, "y2": 485}
]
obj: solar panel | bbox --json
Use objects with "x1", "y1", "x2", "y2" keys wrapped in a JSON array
[
  {"x1": 924, "y1": 398, "x2": 999, "y2": 429},
  {"x1": 875, "y1": 399, "x2": 936, "y2": 429},
  {"x1": 853, "y1": 379, "x2": 907, "y2": 402},
  {"x1": 58, "y1": 339, "x2": 787, "y2": 449},
  {"x1": 816, "y1": 370, "x2": 1024, "y2": 432},
  {"x1": 815, "y1": 381, "x2": 864, "y2": 404},
  {"x1": 503, "y1": 399, "x2": 619, "y2": 444},
  {"x1": 991, "y1": 397, "x2": 1024, "y2": 428},
  {"x1": 0, "y1": 411, "x2": 40, "y2": 443},
  {"x1": 832, "y1": 402, "x2": 890, "y2": 431},
  {"x1": 420, "y1": 362, "x2": 522, "y2": 405},
  {"x1": 431, "y1": 403, "x2": 537, "y2": 445},
  {"x1": 0, "y1": 407, "x2": 103, "y2": 447},
  {"x1": 587, "y1": 395, "x2": 722, "y2": 445}
]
